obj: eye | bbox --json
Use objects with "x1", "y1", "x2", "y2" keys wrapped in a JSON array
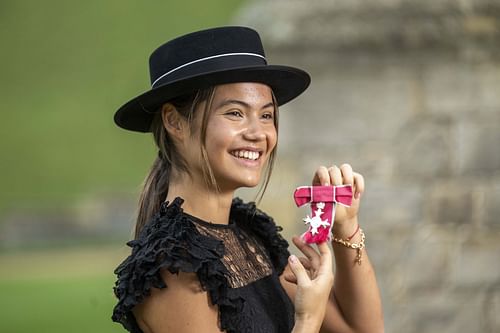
[
  {"x1": 262, "y1": 112, "x2": 274, "y2": 120},
  {"x1": 224, "y1": 110, "x2": 243, "y2": 117}
]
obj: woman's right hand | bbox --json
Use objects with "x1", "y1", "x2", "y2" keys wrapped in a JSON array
[{"x1": 288, "y1": 241, "x2": 334, "y2": 333}]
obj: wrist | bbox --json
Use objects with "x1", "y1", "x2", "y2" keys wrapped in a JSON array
[
  {"x1": 332, "y1": 216, "x2": 358, "y2": 239},
  {"x1": 331, "y1": 227, "x2": 366, "y2": 265},
  {"x1": 292, "y1": 314, "x2": 323, "y2": 333}
]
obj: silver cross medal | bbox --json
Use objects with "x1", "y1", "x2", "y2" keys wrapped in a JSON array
[{"x1": 303, "y1": 202, "x2": 329, "y2": 235}]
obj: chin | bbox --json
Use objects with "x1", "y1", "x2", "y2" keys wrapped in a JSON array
[
  {"x1": 217, "y1": 174, "x2": 262, "y2": 191},
  {"x1": 239, "y1": 172, "x2": 264, "y2": 187},
  {"x1": 240, "y1": 181, "x2": 261, "y2": 189}
]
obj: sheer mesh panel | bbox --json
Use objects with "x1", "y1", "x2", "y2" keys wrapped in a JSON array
[{"x1": 193, "y1": 221, "x2": 273, "y2": 288}]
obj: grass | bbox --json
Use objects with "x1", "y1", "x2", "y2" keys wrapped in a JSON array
[
  {"x1": 0, "y1": 245, "x2": 130, "y2": 333},
  {"x1": 0, "y1": 276, "x2": 121, "y2": 333},
  {"x1": 0, "y1": 2, "x2": 249, "y2": 331},
  {"x1": 0, "y1": 2, "x2": 248, "y2": 330},
  {"x1": 0, "y1": 0, "x2": 245, "y2": 213}
]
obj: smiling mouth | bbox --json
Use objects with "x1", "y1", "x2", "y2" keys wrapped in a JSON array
[{"x1": 230, "y1": 150, "x2": 262, "y2": 161}]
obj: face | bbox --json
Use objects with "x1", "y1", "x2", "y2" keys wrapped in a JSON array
[{"x1": 183, "y1": 82, "x2": 278, "y2": 192}]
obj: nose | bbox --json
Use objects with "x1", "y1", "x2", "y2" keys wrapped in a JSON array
[{"x1": 242, "y1": 117, "x2": 267, "y2": 141}]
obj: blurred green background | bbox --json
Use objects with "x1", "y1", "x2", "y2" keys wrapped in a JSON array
[{"x1": 0, "y1": 1, "x2": 244, "y2": 332}]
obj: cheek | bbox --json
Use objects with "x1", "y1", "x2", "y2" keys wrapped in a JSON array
[
  {"x1": 205, "y1": 123, "x2": 235, "y2": 155},
  {"x1": 267, "y1": 127, "x2": 278, "y2": 152}
]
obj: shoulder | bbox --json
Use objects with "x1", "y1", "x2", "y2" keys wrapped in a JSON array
[
  {"x1": 230, "y1": 198, "x2": 290, "y2": 275},
  {"x1": 133, "y1": 270, "x2": 222, "y2": 333},
  {"x1": 112, "y1": 197, "x2": 226, "y2": 332}
]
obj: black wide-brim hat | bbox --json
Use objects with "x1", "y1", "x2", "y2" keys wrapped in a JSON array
[{"x1": 114, "y1": 26, "x2": 311, "y2": 132}]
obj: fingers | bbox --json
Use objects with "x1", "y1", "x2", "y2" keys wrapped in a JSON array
[
  {"x1": 288, "y1": 242, "x2": 333, "y2": 285},
  {"x1": 283, "y1": 257, "x2": 312, "y2": 284},
  {"x1": 299, "y1": 257, "x2": 313, "y2": 270},
  {"x1": 316, "y1": 242, "x2": 333, "y2": 276},
  {"x1": 292, "y1": 236, "x2": 332, "y2": 275},
  {"x1": 283, "y1": 271, "x2": 297, "y2": 284},
  {"x1": 312, "y1": 166, "x2": 330, "y2": 186},
  {"x1": 353, "y1": 171, "x2": 365, "y2": 198},
  {"x1": 328, "y1": 165, "x2": 343, "y2": 185},
  {"x1": 314, "y1": 164, "x2": 357, "y2": 186},
  {"x1": 288, "y1": 255, "x2": 310, "y2": 286},
  {"x1": 292, "y1": 236, "x2": 320, "y2": 269},
  {"x1": 316, "y1": 241, "x2": 331, "y2": 258},
  {"x1": 313, "y1": 163, "x2": 364, "y2": 198},
  {"x1": 339, "y1": 164, "x2": 353, "y2": 186}
]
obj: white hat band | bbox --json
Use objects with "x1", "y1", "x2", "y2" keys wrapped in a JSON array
[{"x1": 151, "y1": 52, "x2": 267, "y2": 88}]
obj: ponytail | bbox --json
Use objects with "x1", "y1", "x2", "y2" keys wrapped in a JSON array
[
  {"x1": 133, "y1": 88, "x2": 215, "y2": 238},
  {"x1": 134, "y1": 110, "x2": 178, "y2": 238},
  {"x1": 134, "y1": 153, "x2": 170, "y2": 238}
]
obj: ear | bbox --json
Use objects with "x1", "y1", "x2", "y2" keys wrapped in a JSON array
[{"x1": 161, "y1": 103, "x2": 186, "y2": 140}]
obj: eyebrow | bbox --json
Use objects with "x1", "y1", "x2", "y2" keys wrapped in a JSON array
[{"x1": 215, "y1": 99, "x2": 275, "y2": 110}]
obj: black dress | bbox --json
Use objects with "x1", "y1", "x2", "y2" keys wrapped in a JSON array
[{"x1": 112, "y1": 197, "x2": 294, "y2": 333}]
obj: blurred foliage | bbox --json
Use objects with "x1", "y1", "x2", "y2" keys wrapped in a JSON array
[{"x1": 0, "y1": 0, "x2": 244, "y2": 213}]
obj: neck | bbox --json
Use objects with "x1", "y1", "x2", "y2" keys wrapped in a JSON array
[{"x1": 165, "y1": 172, "x2": 234, "y2": 225}]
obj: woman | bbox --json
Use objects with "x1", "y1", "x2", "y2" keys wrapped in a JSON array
[{"x1": 112, "y1": 26, "x2": 383, "y2": 333}]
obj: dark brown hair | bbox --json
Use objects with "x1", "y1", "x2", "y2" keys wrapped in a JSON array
[{"x1": 134, "y1": 86, "x2": 279, "y2": 238}]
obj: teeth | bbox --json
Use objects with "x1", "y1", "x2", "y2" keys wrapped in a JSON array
[{"x1": 232, "y1": 150, "x2": 260, "y2": 161}]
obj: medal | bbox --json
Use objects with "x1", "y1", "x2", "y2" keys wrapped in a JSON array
[{"x1": 293, "y1": 185, "x2": 353, "y2": 243}]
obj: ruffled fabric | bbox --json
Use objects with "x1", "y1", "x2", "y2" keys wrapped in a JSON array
[
  {"x1": 112, "y1": 197, "x2": 290, "y2": 333},
  {"x1": 112, "y1": 198, "x2": 246, "y2": 332},
  {"x1": 230, "y1": 198, "x2": 290, "y2": 276}
]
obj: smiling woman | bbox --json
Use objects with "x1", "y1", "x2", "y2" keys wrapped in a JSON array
[
  {"x1": 111, "y1": 26, "x2": 383, "y2": 333},
  {"x1": 201, "y1": 83, "x2": 277, "y2": 190}
]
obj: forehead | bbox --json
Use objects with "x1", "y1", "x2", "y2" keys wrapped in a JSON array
[{"x1": 212, "y1": 82, "x2": 274, "y2": 106}]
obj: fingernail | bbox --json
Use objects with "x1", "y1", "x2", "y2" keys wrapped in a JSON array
[{"x1": 289, "y1": 255, "x2": 298, "y2": 264}]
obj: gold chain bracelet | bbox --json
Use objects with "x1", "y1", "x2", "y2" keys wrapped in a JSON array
[{"x1": 332, "y1": 228, "x2": 365, "y2": 265}]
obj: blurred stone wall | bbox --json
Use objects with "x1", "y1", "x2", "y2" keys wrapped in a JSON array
[{"x1": 235, "y1": 1, "x2": 500, "y2": 332}]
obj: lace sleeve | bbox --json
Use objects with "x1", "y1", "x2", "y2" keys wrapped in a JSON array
[{"x1": 111, "y1": 198, "x2": 245, "y2": 333}]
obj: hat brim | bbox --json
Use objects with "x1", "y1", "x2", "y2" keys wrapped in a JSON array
[{"x1": 114, "y1": 65, "x2": 310, "y2": 132}]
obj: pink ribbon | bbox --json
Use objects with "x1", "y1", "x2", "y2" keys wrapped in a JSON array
[{"x1": 293, "y1": 185, "x2": 353, "y2": 244}]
